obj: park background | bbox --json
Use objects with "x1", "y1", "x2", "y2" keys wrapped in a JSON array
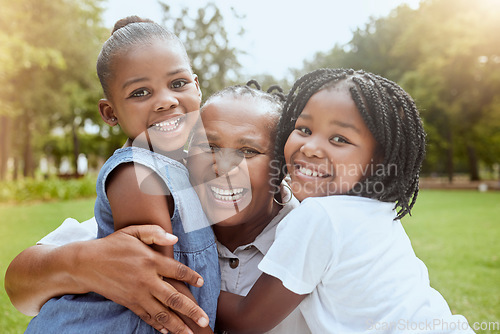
[{"x1": 0, "y1": 0, "x2": 499, "y2": 332}]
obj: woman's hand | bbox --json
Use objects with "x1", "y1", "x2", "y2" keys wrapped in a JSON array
[
  {"x1": 74, "y1": 224, "x2": 210, "y2": 333},
  {"x1": 5, "y1": 224, "x2": 209, "y2": 334}
]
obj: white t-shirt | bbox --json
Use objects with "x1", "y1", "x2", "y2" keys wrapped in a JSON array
[
  {"x1": 259, "y1": 195, "x2": 474, "y2": 333},
  {"x1": 38, "y1": 217, "x2": 97, "y2": 246}
]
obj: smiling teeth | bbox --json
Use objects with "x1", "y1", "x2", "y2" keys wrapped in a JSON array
[
  {"x1": 211, "y1": 186, "x2": 244, "y2": 201},
  {"x1": 153, "y1": 118, "x2": 181, "y2": 132},
  {"x1": 298, "y1": 166, "x2": 325, "y2": 177}
]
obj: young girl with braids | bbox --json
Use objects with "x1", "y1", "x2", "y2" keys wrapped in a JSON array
[
  {"x1": 217, "y1": 68, "x2": 474, "y2": 333},
  {"x1": 24, "y1": 17, "x2": 219, "y2": 334}
]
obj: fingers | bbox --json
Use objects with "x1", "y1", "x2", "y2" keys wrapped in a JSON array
[
  {"x1": 119, "y1": 224, "x2": 178, "y2": 246},
  {"x1": 159, "y1": 258, "x2": 204, "y2": 288},
  {"x1": 154, "y1": 280, "x2": 209, "y2": 329},
  {"x1": 113, "y1": 225, "x2": 209, "y2": 330},
  {"x1": 132, "y1": 303, "x2": 194, "y2": 334}
]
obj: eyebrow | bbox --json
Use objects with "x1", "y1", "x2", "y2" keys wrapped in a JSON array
[
  {"x1": 122, "y1": 68, "x2": 191, "y2": 91},
  {"x1": 201, "y1": 132, "x2": 266, "y2": 151},
  {"x1": 298, "y1": 113, "x2": 361, "y2": 134},
  {"x1": 331, "y1": 120, "x2": 361, "y2": 134}
]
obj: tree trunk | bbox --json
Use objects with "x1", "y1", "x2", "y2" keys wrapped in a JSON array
[
  {"x1": 13, "y1": 157, "x2": 18, "y2": 180},
  {"x1": 446, "y1": 131, "x2": 454, "y2": 183},
  {"x1": 466, "y1": 144, "x2": 480, "y2": 181},
  {"x1": 0, "y1": 116, "x2": 11, "y2": 180},
  {"x1": 22, "y1": 115, "x2": 34, "y2": 178},
  {"x1": 72, "y1": 120, "x2": 80, "y2": 175}
]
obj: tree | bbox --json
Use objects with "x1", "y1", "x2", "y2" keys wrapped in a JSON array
[
  {"x1": 300, "y1": 0, "x2": 500, "y2": 181},
  {"x1": 159, "y1": 2, "x2": 244, "y2": 98},
  {"x1": 398, "y1": 0, "x2": 500, "y2": 181},
  {"x1": 0, "y1": 0, "x2": 65, "y2": 179},
  {"x1": 0, "y1": 0, "x2": 107, "y2": 179},
  {"x1": 301, "y1": 4, "x2": 420, "y2": 83}
]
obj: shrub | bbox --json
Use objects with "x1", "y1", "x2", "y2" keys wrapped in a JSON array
[{"x1": 0, "y1": 175, "x2": 97, "y2": 203}]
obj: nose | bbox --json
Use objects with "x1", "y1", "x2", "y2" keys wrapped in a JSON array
[
  {"x1": 299, "y1": 135, "x2": 325, "y2": 159},
  {"x1": 212, "y1": 148, "x2": 243, "y2": 177},
  {"x1": 154, "y1": 88, "x2": 179, "y2": 112}
]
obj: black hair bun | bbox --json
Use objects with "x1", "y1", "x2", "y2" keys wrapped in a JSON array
[{"x1": 111, "y1": 16, "x2": 154, "y2": 35}]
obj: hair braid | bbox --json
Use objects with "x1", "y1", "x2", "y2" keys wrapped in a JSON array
[{"x1": 276, "y1": 69, "x2": 426, "y2": 219}]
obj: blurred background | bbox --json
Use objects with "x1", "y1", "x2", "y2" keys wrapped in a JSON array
[
  {"x1": 0, "y1": 0, "x2": 499, "y2": 332},
  {"x1": 0, "y1": 0, "x2": 499, "y2": 194}
]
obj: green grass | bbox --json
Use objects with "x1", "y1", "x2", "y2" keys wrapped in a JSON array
[
  {"x1": 0, "y1": 191, "x2": 499, "y2": 333},
  {"x1": 0, "y1": 198, "x2": 95, "y2": 333},
  {"x1": 402, "y1": 190, "x2": 500, "y2": 333}
]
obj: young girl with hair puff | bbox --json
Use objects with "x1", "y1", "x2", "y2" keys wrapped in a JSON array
[
  {"x1": 25, "y1": 17, "x2": 219, "y2": 334},
  {"x1": 216, "y1": 68, "x2": 474, "y2": 333}
]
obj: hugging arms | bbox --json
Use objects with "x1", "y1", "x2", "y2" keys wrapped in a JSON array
[{"x1": 6, "y1": 83, "x2": 294, "y2": 334}]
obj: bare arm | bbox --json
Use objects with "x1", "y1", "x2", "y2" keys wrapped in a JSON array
[
  {"x1": 4, "y1": 224, "x2": 207, "y2": 333},
  {"x1": 106, "y1": 163, "x2": 212, "y2": 334},
  {"x1": 216, "y1": 273, "x2": 306, "y2": 333},
  {"x1": 5, "y1": 242, "x2": 85, "y2": 316}
]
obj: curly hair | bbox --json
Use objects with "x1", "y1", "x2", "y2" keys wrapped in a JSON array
[{"x1": 201, "y1": 80, "x2": 286, "y2": 139}]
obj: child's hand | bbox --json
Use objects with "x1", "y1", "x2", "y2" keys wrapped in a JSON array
[{"x1": 76, "y1": 224, "x2": 208, "y2": 333}]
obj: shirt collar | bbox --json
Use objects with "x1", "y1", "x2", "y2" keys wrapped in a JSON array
[{"x1": 216, "y1": 180, "x2": 299, "y2": 256}]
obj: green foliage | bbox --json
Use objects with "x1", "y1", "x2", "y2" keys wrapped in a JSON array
[
  {"x1": 1, "y1": 1, "x2": 248, "y2": 181},
  {"x1": 0, "y1": 198, "x2": 95, "y2": 334},
  {"x1": 0, "y1": 0, "x2": 108, "y2": 179},
  {"x1": 159, "y1": 2, "x2": 244, "y2": 98},
  {"x1": 301, "y1": 0, "x2": 500, "y2": 180},
  {"x1": 0, "y1": 176, "x2": 97, "y2": 203}
]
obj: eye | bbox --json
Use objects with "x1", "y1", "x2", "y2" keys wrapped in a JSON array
[
  {"x1": 238, "y1": 148, "x2": 261, "y2": 158},
  {"x1": 130, "y1": 89, "x2": 150, "y2": 98},
  {"x1": 295, "y1": 126, "x2": 311, "y2": 136},
  {"x1": 330, "y1": 136, "x2": 350, "y2": 144},
  {"x1": 209, "y1": 144, "x2": 221, "y2": 153},
  {"x1": 194, "y1": 142, "x2": 216, "y2": 153},
  {"x1": 171, "y1": 80, "x2": 188, "y2": 89}
]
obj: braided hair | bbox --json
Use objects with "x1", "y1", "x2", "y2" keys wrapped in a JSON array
[
  {"x1": 275, "y1": 68, "x2": 426, "y2": 219},
  {"x1": 96, "y1": 16, "x2": 189, "y2": 98}
]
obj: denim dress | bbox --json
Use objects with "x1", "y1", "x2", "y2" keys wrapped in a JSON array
[{"x1": 26, "y1": 147, "x2": 220, "y2": 333}]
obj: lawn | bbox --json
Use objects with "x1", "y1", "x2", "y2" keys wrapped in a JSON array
[
  {"x1": 402, "y1": 190, "x2": 500, "y2": 333},
  {"x1": 0, "y1": 197, "x2": 95, "y2": 333},
  {"x1": 1, "y1": 190, "x2": 499, "y2": 333}
]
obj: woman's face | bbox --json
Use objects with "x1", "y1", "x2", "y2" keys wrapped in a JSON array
[{"x1": 187, "y1": 95, "x2": 278, "y2": 226}]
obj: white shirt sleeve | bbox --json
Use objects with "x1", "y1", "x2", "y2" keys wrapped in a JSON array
[
  {"x1": 258, "y1": 198, "x2": 338, "y2": 295},
  {"x1": 37, "y1": 217, "x2": 98, "y2": 246}
]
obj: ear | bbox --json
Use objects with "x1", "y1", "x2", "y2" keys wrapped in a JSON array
[
  {"x1": 193, "y1": 74, "x2": 202, "y2": 101},
  {"x1": 99, "y1": 99, "x2": 118, "y2": 126}
]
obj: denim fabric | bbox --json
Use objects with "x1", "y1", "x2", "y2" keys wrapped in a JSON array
[{"x1": 26, "y1": 147, "x2": 220, "y2": 333}]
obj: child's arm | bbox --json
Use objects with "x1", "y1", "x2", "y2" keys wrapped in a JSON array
[
  {"x1": 107, "y1": 163, "x2": 212, "y2": 334},
  {"x1": 216, "y1": 273, "x2": 306, "y2": 333}
]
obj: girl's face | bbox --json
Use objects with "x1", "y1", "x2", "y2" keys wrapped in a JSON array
[
  {"x1": 99, "y1": 39, "x2": 201, "y2": 154},
  {"x1": 188, "y1": 96, "x2": 278, "y2": 227},
  {"x1": 284, "y1": 86, "x2": 378, "y2": 201}
]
